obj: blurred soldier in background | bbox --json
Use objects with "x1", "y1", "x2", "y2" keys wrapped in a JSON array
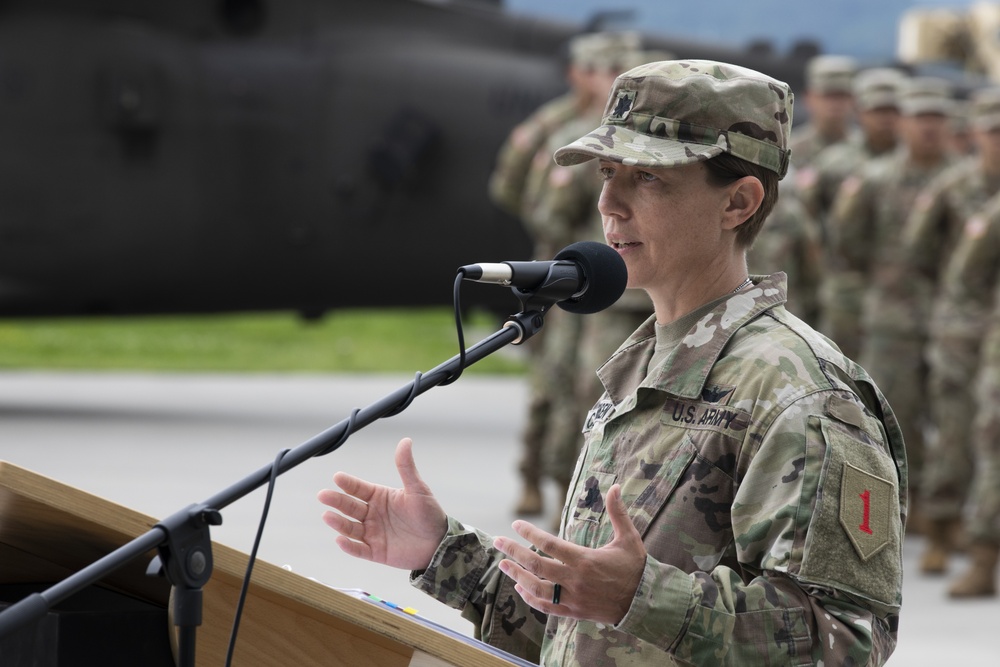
[
  {"x1": 497, "y1": 31, "x2": 638, "y2": 516},
  {"x1": 523, "y1": 45, "x2": 666, "y2": 528},
  {"x1": 570, "y1": 50, "x2": 674, "y2": 499},
  {"x1": 930, "y1": 193, "x2": 1000, "y2": 598},
  {"x1": 903, "y1": 87, "x2": 1000, "y2": 573},
  {"x1": 799, "y1": 67, "x2": 905, "y2": 224},
  {"x1": 949, "y1": 99, "x2": 976, "y2": 157},
  {"x1": 788, "y1": 54, "x2": 858, "y2": 169},
  {"x1": 746, "y1": 169, "x2": 824, "y2": 325},
  {"x1": 798, "y1": 67, "x2": 905, "y2": 354},
  {"x1": 488, "y1": 34, "x2": 600, "y2": 217},
  {"x1": 830, "y1": 76, "x2": 957, "y2": 532}
]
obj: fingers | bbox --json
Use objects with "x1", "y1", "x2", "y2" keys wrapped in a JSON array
[
  {"x1": 498, "y1": 558, "x2": 565, "y2": 613},
  {"x1": 335, "y1": 534, "x2": 374, "y2": 561},
  {"x1": 605, "y1": 484, "x2": 640, "y2": 545},
  {"x1": 329, "y1": 470, "x2": 376, "y2": 503},
  {"x1": 495, "y1": 532, "x2": 558, "y2": 580},
  {"x1": 494, "y1": 522, "x2": 568, "y2": 613},
  {"x1": 394, "y1": 437, "x2": 432, "y2": 496}
]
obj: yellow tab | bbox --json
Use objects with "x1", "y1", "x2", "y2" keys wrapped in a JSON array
[
  {"x1": 839, "y1": 463, "x2": 894, "y2": 561},
  {"x1": 402, "y1": 607, "x2": 419, "y2": 615}
]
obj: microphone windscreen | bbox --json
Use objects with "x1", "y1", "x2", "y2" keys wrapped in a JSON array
[{"x1": 553, "y1": 241, "x2": 628, "y2": 314}]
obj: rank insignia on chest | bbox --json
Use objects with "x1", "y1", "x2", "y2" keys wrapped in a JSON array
[{"x1": 839, "y1": 463, "x2": 894, "y2": 561}]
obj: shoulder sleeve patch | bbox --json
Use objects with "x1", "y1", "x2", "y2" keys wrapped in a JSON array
[
  {"x1": 839, "y1": 463, "x2": 893, "y2": 561},
  {"x1": 798, "y1": 416, "x2": 903, "y2": 607}
]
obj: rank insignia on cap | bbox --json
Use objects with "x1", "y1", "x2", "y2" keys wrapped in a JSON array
[
  {"x1": 839, "y1": 463, "x2": 893, "y2": 561},
  {"x1": 609, "y1": 90, "x2": 636, "y2": 121}
]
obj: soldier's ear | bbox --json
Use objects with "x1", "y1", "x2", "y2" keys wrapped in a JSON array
[{"x1": 721, "y1": 176, "x2": 764, "y2": 230}]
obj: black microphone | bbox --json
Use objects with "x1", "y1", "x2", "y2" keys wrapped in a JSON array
[{"x1": 459, "y1": 241, "x2": 628, "y2": 314}]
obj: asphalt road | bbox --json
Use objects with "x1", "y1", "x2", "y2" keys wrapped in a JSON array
[{"x1": 1, "y1": 371, "x2": 997, "y2": 664}]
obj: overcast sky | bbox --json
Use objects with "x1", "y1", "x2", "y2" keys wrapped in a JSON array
[{"x1": 501, "y1": 0, "x2": 981, "y2": 60}]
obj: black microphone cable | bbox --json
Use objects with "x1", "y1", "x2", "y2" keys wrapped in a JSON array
[{"x1": 224, "y1": 446, "x2": 289, "y2": 667}]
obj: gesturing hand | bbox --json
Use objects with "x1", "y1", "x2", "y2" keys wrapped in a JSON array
[
  {"x1": 318, "y1": 437, "x2": 448, "y2": 571},
  {"x1": 493, "y1": 484, "x2": 646, "y2": 626}
]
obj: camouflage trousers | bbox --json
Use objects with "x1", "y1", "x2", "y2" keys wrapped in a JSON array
[
  {"x1": 861, "y1": 331, "x2": 927, "y2": 488},
  {"x1": 818, "y1": 272, "x2": 864, "y2": 361},
  {"x1": 965, "y1": 364, "x2": 1000, "y2": 543},
  {"x1": 920, "y1": 334, "x2": 979, "y2": 519}
]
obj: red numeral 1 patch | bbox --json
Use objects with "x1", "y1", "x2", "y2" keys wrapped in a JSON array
[{"x1": 839, "y1": 463, "x2": 894, "y2": 561}]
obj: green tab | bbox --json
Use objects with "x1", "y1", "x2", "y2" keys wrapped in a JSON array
[{"x1": 839, "y1": 463, "x2": 893, "y2": 561}]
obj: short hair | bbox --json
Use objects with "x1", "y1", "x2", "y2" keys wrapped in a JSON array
[{"x1": 703, "y1": 154, "x2": 779, "y2": 250}]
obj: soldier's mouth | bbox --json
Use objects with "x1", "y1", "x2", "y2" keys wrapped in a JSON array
[{"x1": 612, "y1": 242, "x2": 639, "y2": 249}]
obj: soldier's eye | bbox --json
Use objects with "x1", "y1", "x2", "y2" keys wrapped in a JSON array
[
  {"x1": 638, "y1": 171, "x2": 657, "y2": 182},
  {"x1": 598, "y1": 166, "x2": 615, "y2": 180}
]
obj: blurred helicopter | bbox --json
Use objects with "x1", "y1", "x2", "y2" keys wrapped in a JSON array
[{"x1": 0, "y1": 0, "x2": 814, "y2": 319}]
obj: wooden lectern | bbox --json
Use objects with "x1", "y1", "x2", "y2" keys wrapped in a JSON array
[{"x1": 0, "y1": 461, "x2": 530, "y2": 666}]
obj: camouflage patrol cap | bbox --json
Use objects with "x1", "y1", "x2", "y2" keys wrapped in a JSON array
[
  {"x1": 570, "y1": 31, "x2": 641, "y2": 69},
  {"x1": 898, "y1": 76, "x2": 953, "y2": 116},
  {"x1": 617, "y1": 49, "x2": 676, "y2": 72},
  {"x1": 853, "y1": 68, "x2": 906, "y2": 111},
  {"x1": 970, "y1": 87, "x2": 1000, "y2": 130},
  {"x1": 806, "y1": 54, "x2": 857, "y2": 94},
  {"x1": 553, "y1": 60, "x2": 794, "y2": 178}
]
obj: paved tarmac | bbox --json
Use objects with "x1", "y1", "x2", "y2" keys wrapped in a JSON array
[{"x1": 0, "y1": 371, "x2": 997, "y2": 664}]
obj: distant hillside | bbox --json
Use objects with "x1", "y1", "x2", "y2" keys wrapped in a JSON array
[{"x1": 502, "y1": 0, "x2": 978, "y2": 60}]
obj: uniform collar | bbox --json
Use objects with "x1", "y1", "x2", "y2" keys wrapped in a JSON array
[{"x1": 598, "y1": 273, "x2": 788, "y2": 403}]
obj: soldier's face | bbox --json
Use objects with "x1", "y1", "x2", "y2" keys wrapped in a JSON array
[
  {"x1": 596, "y1": 160, "x2": 731, "y2": 293},
  {"x1": 900, "y1": 113, "x2": 950, "y2": 159},
  {"x1": 859, "y1": 107, "x2": 900, "y2": 145},
  {"x1": 806, "y1": 91, "x2": 854, "y2": 131}
]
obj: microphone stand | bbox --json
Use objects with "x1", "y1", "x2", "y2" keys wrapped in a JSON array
[{"x1": 0, "y1": 307, "x2": 550, "y2": 665}]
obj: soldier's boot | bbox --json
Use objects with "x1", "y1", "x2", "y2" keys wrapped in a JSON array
[
  {"x1": 515, "y1": 479, "x2": 544, "y2": 516},
  {"x1": 920, "y1": 518, "x2": 960, "y2": 575},
  {"x1": 948, "y1": 541, "x2": 1000, "y2": 598}
]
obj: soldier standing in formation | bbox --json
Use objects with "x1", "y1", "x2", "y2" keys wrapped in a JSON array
[
  {"x1": 788, "y1": 54, "x2": 857, "y2": 169},
  {"x1": 489, "y1": 31, "x2": 638, "y2": 517},
  {"x1": 929, "y1": 193, "x2": 1000, "y2": 597},
  {"x1": 798, "y1": 67, "x2": 905, "y2": 358},
  {"x1": 516, "y1": 32, "x2": 639, "y2": 521},
  {"x1": 829, "y1": 76, "x2": 958, "y2": 532},
  {"x1": 900, "y1": 87, "x2": 1000, "y2": 573}
]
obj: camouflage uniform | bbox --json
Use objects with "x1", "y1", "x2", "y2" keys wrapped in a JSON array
[
  {"x1": 796, "y1": 68, "x2": 905, "y2": 359},
  {"x1": 909, "y1": 89, "x2": 1000, "y2": 542},
  {"x1": 787, "y1": 55, "x2": 857, "y2": 170},
  {"x1": 488, "y1": 92, "x2": 581, "y2": 218},
  {"x1": 943, "y1": 197, "x2": 1000, "y2": 544},
  {"x1": 522, "y1": 112, "x2": 603, "y2": 490},
  {"x1": 746, "y1": 173, "x2": 823, "y2": 326},
  {"x1": 515, "y1": 33, "x2": 640, "y2": 504},
  {"x1": 572, "y1": 50, "x2": 668, "y2": 472},
  {"x1": 797, "y1": 68, "x2": 905, "y2": 226},
  {"x1": 489, "y1": 32, "x2": 617, "y2": 514},
  {"x1": 412, "y1": 60, "x2": 906, "y2": 666},
  {"x1": 934, "y1": 194, "x2": 1000, "y2": 595},
  {"x1": 829, "y1": 77, "x2": 957, "y2": 500},
  {"x1": 412, "y1": 275, "x2": 906, "y2": 666}
]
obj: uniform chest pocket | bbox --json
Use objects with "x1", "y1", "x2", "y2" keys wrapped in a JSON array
[
  {"x1": 565, "y1": 470, "x2": 618, "y2": 548},
  {"x1": 564, "y1": 439, "x2": 705, "y2": 549}
]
